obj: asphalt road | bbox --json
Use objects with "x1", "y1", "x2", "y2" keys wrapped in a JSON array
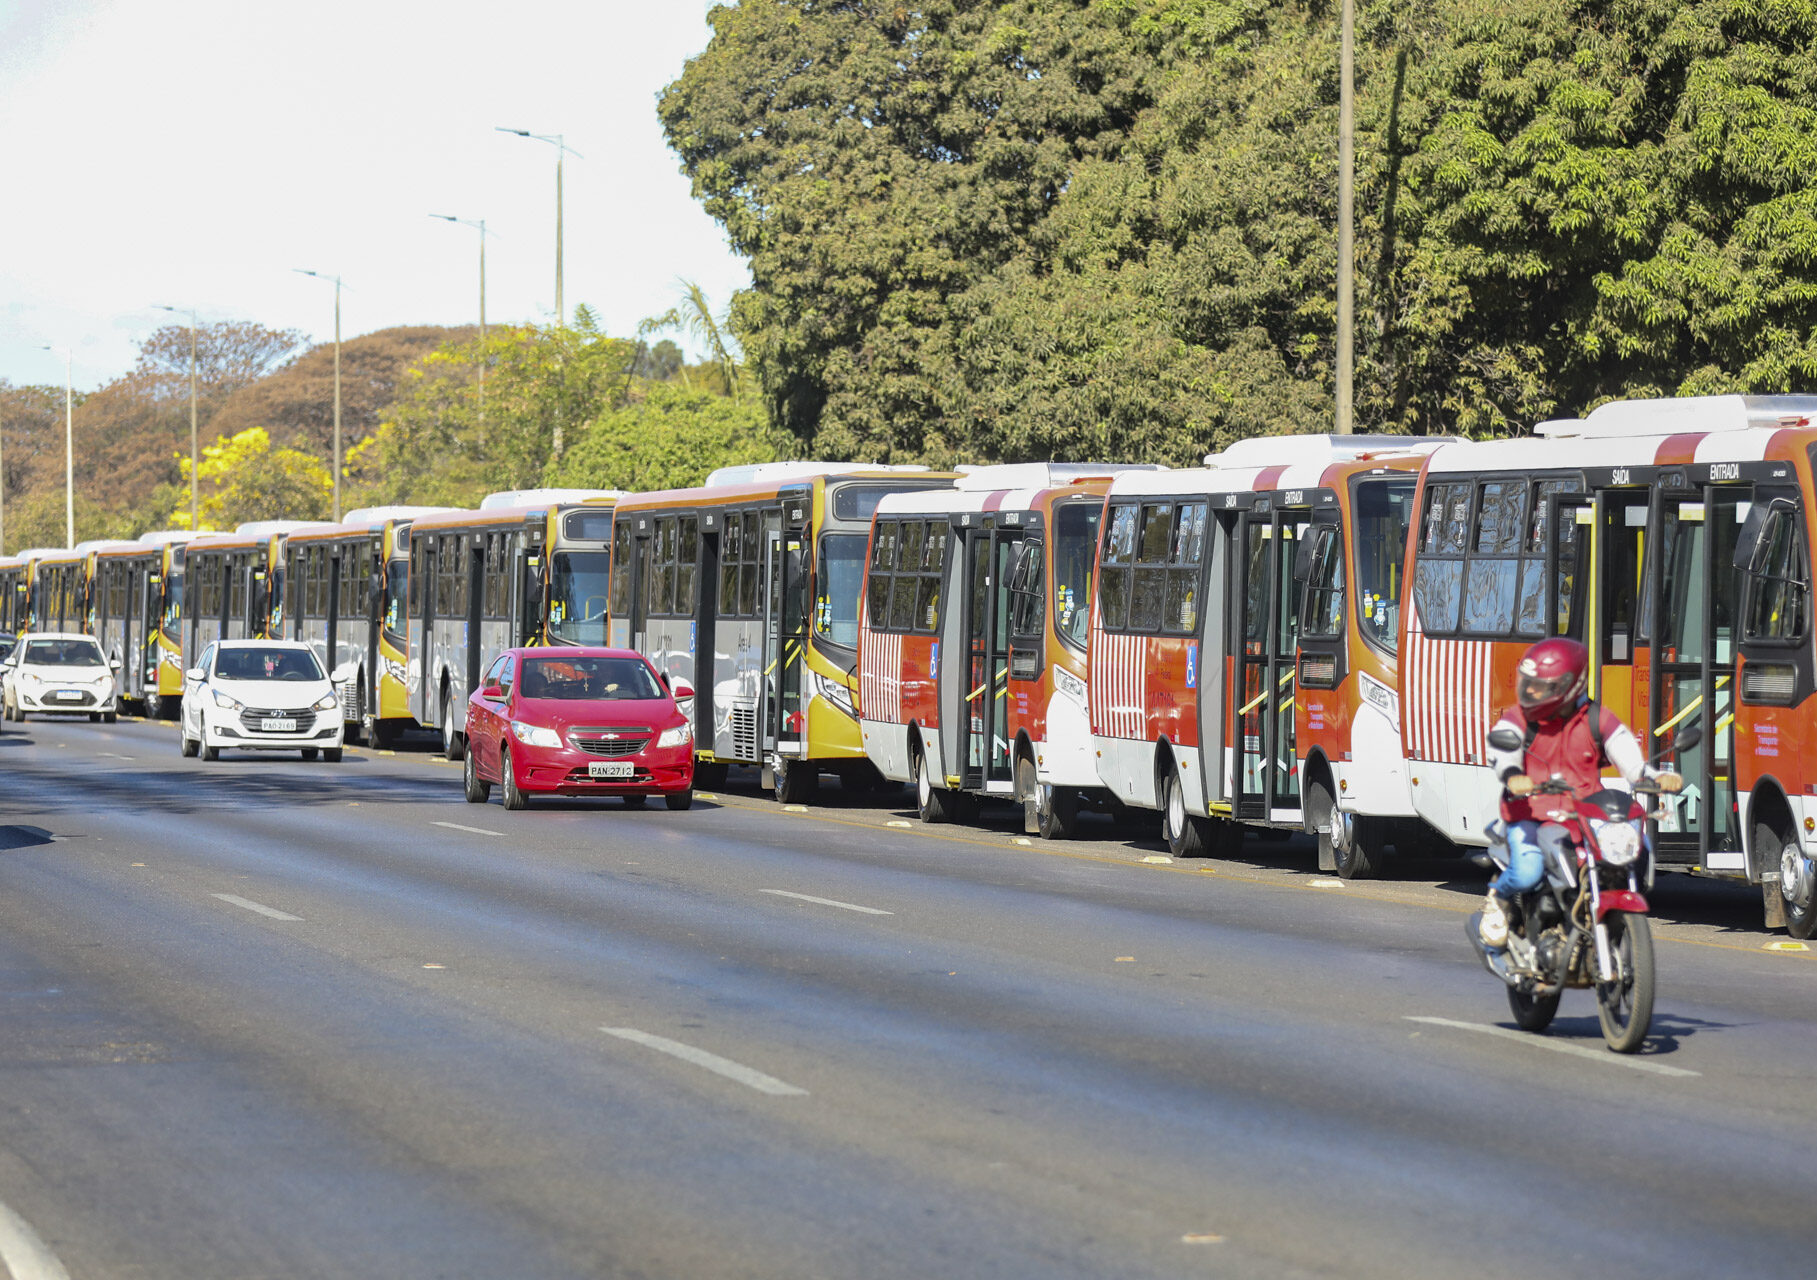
[{"x1": 0, "y1": 713, "x2": 1811, "y2": 1280}]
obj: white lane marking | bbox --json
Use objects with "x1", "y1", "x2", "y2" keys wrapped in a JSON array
[
  {"x1": 432, "y1": 821, "x2": 502, "y2": 838},
  {"x1": 1405, "y1": 1016, "x2": 1700, "y2": 1078},
  {"x1": 0, "y1": 1194, "x2": 73, "y2": 1280},
  {"x1": 759, "y1": 889, "x2": 892, "y2": 916},
  {"x1": 600, "y1": 1027, "x2": 808, "y2": 1096},
  {"x1": 210, "y1": 894, "x2": 304, "y2": 922},
  {"x1": 97, "y1": 752, "x2": 135, "y2": 761}
]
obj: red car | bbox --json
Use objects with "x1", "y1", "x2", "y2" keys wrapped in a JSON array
[{"x1": 462, "y1": 647, "x2": 696, "y2": 811}]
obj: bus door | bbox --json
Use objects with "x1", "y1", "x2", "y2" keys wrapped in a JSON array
[
  {"x1": 1646, "y1": 484, "x2": 1748, "y2": 870},
  {"x1": 943, "y1": 520, "x2": 1020, "y2": 796},
  {"x1": 137, "y1": 562, "x2": 159, "y2": 700},
  {"x1": 760, "y1": 508, "x2": 809, "y2": 764},
  {"x1": 1231, "y1": 503, "x2": 1310, "y2": 821}
]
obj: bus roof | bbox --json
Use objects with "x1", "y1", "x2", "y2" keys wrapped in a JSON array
[
  {"x1": 72, "y1": 539, "x2": 144, "y2": 557},
  {"x1": 702, "y1": 461, "x2": 933, "y2": 487},
  {"x1": 342, "y1": 505, "x2": 462, "y2": 524},
  {"x1": 1203, "y1": 433, "x2": 1454, "y2": 469},
  {"x1": 234, "y1": 520, "x2": 339, "y2": 537},
  {"x1": 478, "y1": 488, "x2": 622, "y2": 510},
  {"x1": 134, "y1": 529, "x2": 209, "y2": 547},
  {"x1": 951, "y1": 462, "x2": 1161, "y2": 491}
]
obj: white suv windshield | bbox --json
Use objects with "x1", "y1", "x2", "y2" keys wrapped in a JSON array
[
  {"x1": 215, "y1": 648, "x2": 324, "y2": 681},
  {"x1": 24, "y1": 639, "x2": 105, "y2": 667}
]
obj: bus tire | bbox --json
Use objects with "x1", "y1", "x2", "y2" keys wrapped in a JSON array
[
  {"x1": 440, "y1": 690, "x2": 465, "y2": 761},
  {"x1": 1760, "y1": 820, "x2": 1817, "y2": 939},
  {"x1": 1019, "y1": 756, "x2": 1077, "y2": 840},
  {"x1": 774, "y1": 758, "x2": 816, "y2": 805},
  {"x1": 1312, "y1": 779, "x2": 1385, "y2": 880},
  {"x1": 915, "y1": 750, "x2": 959, "y2": 824},
  {"x1": 1161, "y1": 769, "x2": 1209, "y2": 858}
]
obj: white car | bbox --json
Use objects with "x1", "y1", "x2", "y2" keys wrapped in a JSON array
[
  {"x1": 3, "y1": 633, "x2": 119, "y2": 722},
  {"x1": 181, "y1": 639, "x2": 348, "y2": 761}
]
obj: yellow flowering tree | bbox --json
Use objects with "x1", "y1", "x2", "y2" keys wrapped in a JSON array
[{"x1": 174, "y1": 427, "x2": 331, "y2": 530}]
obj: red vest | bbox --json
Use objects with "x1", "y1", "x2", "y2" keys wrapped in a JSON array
[{"x1": 1501, "y1": 699, "x2": 1622, "y2": 825}]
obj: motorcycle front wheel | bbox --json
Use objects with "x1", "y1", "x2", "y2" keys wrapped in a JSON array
[
  {"x1": 1507, "y1": 981, "x2": 1560, "y2": 1032},
  {"x1": 1596, "y1": 911, "x2": 1655, "y2": 1053}
]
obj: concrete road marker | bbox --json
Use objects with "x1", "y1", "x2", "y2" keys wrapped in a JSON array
[
  {"x1": 1141, "y1": 855, "x2": 1173, "y2": 864},
  {"x1": 1763, "y1": 940, "x2": 1809, "y2": 952}
]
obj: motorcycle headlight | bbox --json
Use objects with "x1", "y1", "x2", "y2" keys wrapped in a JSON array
[
  {"x1": 1592, "y1": 818, "x2": 1643, "y2": 866},
  {"x1": 510, "y1": 720, "x2": 563, "y2": 749},
  {"x1": 312, "y1": 692, "x2": 339, "y2": 712},
  {"x1": 813, "y1": 671, "x2": 856, "y2": 719},
  {"x1": 656, "y1": 722, "x2": 693, "y2": 749},
  {"x1": 212, "y1": 689, "x2": 245, "y2": 711}
]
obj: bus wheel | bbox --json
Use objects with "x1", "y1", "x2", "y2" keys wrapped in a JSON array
[
  {"x1": 1161, "y1": 769, "x2": 1208, "y2": 858},
  {"x1": 774, "y1": 758, "x2": 816, "y2": 805},
  {"x1": 1018, "y1": 757, "x2": 1077, "y2": 840},
  {"x1": 440, "y1": 691, "x2": 465, "y2": 762},
  {"x1": 1762, "y1": 821, "x2": 1817, "y2": 939},
  {"x1": 915, "y1": 751, "x2": 959, "y2": 824}
]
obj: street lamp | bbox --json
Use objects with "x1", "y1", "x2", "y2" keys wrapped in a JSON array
[
  {"x1": 496, "y1": 127, "x2": 582, "y2": 324},
  {"x1": 294, "y1": 269, "x2": 344, "y2": 521},
  {"x1": 40, "y1": 345, "x2": 73, "y2": 545},
  {"x1": 155, "y1": 306, "x2": 201, "y2": 529},
  {"x1": 431, "y1": 214, "x2": 491, "y2": 432},
  {"x1": 1335, "y1": 0, "x2": 1355, "y2": 435}
]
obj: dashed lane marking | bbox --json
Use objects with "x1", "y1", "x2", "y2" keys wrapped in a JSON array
[
  {"x1": 0, "y1": 1193, "x2": 72, "y2": 1280},
  {"x1": 1405, "y1": 1015, "x2": 1700, "y2": 1078},
  {"x1": 432, "y1": 821, "x2": 503, "y2": 838},
  {"x1": 760, "y1": 889, "x2": 892, "y2": 916},
  {"x1": 210, "y1": 894, "x2": 304, "y2": 922},
  {"x1": 600, "y1": 1027, "x2": 808, "y2": 1096}
]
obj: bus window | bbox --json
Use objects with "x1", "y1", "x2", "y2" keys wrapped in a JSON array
[
  {"x1": 1744, "y1": 503, "x2": 1809, "y2": 643},
  {"x1": 816, "y1": 532, "x2": 867, "y2": 648},
  {"x1": 1051, "y1": 501, "x2": 1100, "y2": 649},
  {"x1": 1098, "y1": 504, "x2": 1138, "y2": 631},
  {"x1": 1604, "y1": 495, "x2": 1649, "y2": 662},
  {"x1": 1301, "y1": 524, "x2": 1343, "y2": 639},
  {"x1": 550, "y1": 549, "x2": 613, "y2": 644},
  {"x1": 1351, "y1": 477, "x2": 1412, "y2": 651}
]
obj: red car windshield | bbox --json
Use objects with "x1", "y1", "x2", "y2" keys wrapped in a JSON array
[{"x1": 519, "y1": 656, "x2": 662, "y2": 701}]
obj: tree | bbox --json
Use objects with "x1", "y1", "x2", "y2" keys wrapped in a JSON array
[
  {"x1": 548, "y1": 383, "x2": 781, "y2": 492},
  {"x1": 641, "y1": 280, "x2": 745, "y2": 397},
  {"x1": 173, "y1": 428, "x2": 330, "y2": 529}
]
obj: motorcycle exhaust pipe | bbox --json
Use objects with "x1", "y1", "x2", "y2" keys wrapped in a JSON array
[{"x1": 1465, "y1": 914, "x2": 1518, "y2": 987}]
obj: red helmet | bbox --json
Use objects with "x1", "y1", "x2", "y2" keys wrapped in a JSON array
[{"x1": 1516, "y1": 637, "x2": 1587, "y2": 722}]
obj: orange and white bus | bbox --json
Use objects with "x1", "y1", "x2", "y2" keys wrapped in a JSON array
[
  {"x1": 857, "y1": 464, "x2": 1152, "y2": 835},
  {"x1": 406, "y1": 490, "x2": 622, "y2": 758},
  {"x1": 279, "y1": 507, "x2": 455, "y2": 743},
  {"x1": 1398, "y1": 394, "x2": 1817, "y2": 932},
  {"x1": 1084, "y1": 435, "x2": 1451, "y2": 861},
  {"x1": 608, "y1": 463, "x2": 950, "y2": 800}
]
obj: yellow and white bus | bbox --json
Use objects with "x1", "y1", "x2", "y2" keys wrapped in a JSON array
[
  {"x1": 607, "y1": 463, "x2": 951, "y2": 800},
  {"x1": 405, "y1": 490, "x2": 623, "y2": 758}
]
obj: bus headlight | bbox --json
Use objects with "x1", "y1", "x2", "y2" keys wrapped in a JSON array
[
  {"x1": 1592, "y1": 819, "x2": 1642, "y2": 866},
  {"x1": 813, "y1": 671, "x2": 856, "y2": 719}
]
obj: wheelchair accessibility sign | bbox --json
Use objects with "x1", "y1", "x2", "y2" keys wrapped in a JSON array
[{"x1": 1185, "y1": 641, "x2": 1198, "y2": 690}]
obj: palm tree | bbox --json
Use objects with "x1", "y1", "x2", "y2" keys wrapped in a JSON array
[{"x1": 640, "y1": 280, "x2": 743, "y2": 398}]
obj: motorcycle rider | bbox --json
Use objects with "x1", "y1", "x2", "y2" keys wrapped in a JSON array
[{"x1": 1480, "y1": 637, "x2": 1659, "y2": 948}]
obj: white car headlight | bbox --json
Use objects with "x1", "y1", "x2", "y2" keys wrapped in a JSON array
[
  {"x1": 312, "y1": 692, "x2": 339, "y2": 712},
  {"x1": 1592, "y1": 818, "x2": 1642, "y2": 866},
  {"x1": 510, "y1": 720, "x2": 563, "y2": 748},
  {"x1": 813, "y1": 671, "x2": 856, "y2": 718},
  {"x1": 657, "y1": 723, "x2": 693, "y2": 749},
  {"x1": 212, "y1": 689, "x2": 245, "y2": 711}
]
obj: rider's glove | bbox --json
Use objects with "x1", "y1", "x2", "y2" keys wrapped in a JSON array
[{"x1": 1505, "y1": 774, "x2": 1535, "y2": 797}]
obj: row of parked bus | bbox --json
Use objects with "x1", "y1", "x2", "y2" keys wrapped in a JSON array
[{"x1": 9, "y1": 394, "x2": 1817, "y2": 931}]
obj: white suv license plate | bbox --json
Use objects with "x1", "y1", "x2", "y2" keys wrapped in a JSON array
[
  {"x1": 260, "y1": 717, "x2": 298, "y2": 732},
  {"x1": 588, "y1": 761, "x2": 634, "y2": 779}
]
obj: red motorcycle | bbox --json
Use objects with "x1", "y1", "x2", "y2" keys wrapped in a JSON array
[{"x1": 1467, "y1": 724, "x2": 1694, "y2": 1054}]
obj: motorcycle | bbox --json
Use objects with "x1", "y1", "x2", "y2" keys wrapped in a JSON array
[{"x1": 1466, "y1": 723, "x2": 1697, "y2": 1054}]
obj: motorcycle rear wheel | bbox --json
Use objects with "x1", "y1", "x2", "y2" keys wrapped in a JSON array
[
  {"x1": 1596, "y1": 911, "x2": 1654, "y2": 1054},
  {"x1": 1506, "y1": 982, "x2": 1560, "y2": 1033}
]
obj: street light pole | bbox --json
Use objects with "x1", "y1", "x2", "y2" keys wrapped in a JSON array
[
  {"x1": 496, "y1": 128, "x2": 582, "y2": 324},
  {"x1": 431, "y1": 214, "x2": 490, "y2": 432},
  {"x1": 1335, "y1": 0, "x2": 1355, "y2": 435},
  {"x1": 40, "y1": 345, "x2": 73, "y2": 545},
  {"x1": 156, "y1": 306, "x2": 200, "y2": 529},
  {"x1": 295, "y1": 270, "x2": 344, "y2": 520}
]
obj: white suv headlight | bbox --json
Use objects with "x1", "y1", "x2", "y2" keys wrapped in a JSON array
[
  {"x1": 510, "y1": 721, "x2": 563, "y2": 748},
  {"x1": 312, "y1": 692, "x2": 339, "y2": 712},
  {"x1": 657, "y1": 723, "x2": 693, "y2": 749}
]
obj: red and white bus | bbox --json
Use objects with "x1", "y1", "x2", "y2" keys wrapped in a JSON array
[
  {"x1": 1398, "y1": 395, "x2": 1817, "y2": 931},
  {"x1": 1085, "y1": 435, "x2": 1452, "y2": 863},
  {"x1": 857, "y1": 465, "x2": 1152, "y2": 835}
]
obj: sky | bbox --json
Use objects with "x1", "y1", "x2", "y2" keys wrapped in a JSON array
[{"x1": 0, "y1": 0, "x2": 750, "y2": 392}]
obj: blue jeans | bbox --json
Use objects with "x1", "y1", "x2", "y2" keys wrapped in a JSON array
[{"x1": 1491, "y1": 820, "x2": 1547, "y2": 899}]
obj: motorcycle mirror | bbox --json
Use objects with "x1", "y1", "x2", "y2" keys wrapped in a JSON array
[
  {"x1": 1673, "y1": 723, "x2": 1702, "y2": 753},
  {"x1": 1486, "y1": 726, "x2": 1523, "y2": 753}
]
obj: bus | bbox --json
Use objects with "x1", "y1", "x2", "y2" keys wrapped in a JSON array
[
  {"x1": 280, "y1": 507, "x2": 455, "y2": 743},
  {"x1": 608, "y1": 463, "x2": 950, "y2": 800},
  {"x1": 183, "y1": 522, "x2": 335, "y2": 657},
  {"x1": 857, "y1": 464, "x2": 1154, "y2": 835},
  {"x1": 1397, "y1": 394, "x2": 1817, "y2": 932},
  {"x1": 0, "y1": 555, "x2": 25, "y2": 638},
  {"x1": 27, "y1": 547, "x2": 87, "y2": 633},
  {"x1": 89, "y1": 538, "x2": 168, "y2": 711},
  {"x1": 1084, "y1": 435, "x2": 1452, "y2": 862},
  {"x1": 406, "y1": 490, "x2": 623, "y2": 758}
]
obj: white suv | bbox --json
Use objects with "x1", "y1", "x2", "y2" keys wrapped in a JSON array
[
  {"x1": 181, "y1": 639, "x2": 347, "y2": 761},
  {"x1": 3, "y1": 633, "x2": 119, "y2": 722}
]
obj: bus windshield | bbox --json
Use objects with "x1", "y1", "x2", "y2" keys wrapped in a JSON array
[
  {"x1": 1052, "y1": 502, "x2": 1101, "y2": 649},
  {"x1": 1353, "y1": 477, "x2": 1416, "y2": 654},
  {"x1": 815, "y1": 534, "x2": 867, "y2": 648},
  {"x1": 549, "y1": 550, "x2": 612, "y2": 644}
]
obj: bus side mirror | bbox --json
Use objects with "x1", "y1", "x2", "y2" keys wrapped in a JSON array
[{"x1": 1292, "y1": 528, "x2": 1327, "y2": 584}]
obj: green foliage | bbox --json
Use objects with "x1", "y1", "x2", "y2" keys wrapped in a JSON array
[{"x1": 549, "y1": 383, "x2": 780, "y2": 492}]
